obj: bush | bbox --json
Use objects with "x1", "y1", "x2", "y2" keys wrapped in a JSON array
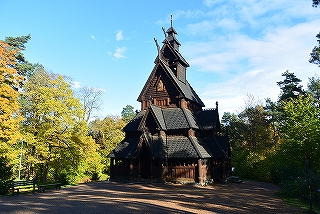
[
  {"x1": 276, "y1": 167, "x2": 320, "y2": 201},
  {"x1": 271, "y1": 164, "x2": 304, "y2": 185},
  {"x1": 0, "y1": 157, "x2": 13, "y2": 195},
  {"x1": 57, "y1": 171, "x2": 70, "y2": 185}
]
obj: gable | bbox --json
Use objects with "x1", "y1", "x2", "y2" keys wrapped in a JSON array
[{"x1": 137, "y1": 63, "x2": 181, "y2": 105}]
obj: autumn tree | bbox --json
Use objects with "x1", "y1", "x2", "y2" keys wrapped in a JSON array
[
  {"x1": 89, "y1": 116, "x2": 126, "y2": 175},
  {"x1": 4, "y1": 35, "x2": 34, "y2": 78},
  {"x1": 0, "y1": 40, "x2": 23, "y2": 159},
  {"x1": 20, "y1": 68, "x2": 101, "y2": 183}
]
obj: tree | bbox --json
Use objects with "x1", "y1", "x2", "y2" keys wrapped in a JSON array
[
  {"x1": 280, "y1": 95, "x2": 320, "y2": 170},
  {"x1": 307, "y1": 74, "x2": 320, "y2": 107},
  {"x1": 309, "y1": 32, "x2": 320, "y2": 66},
  {"x1": 76, "y1": 86, "x2": 103, "y2": 123},
  {"x1": 121, "y1": 105, "x2": 136, "y2": 123},
  {"x1": 312, "y1": 0, "x2": 319, "y2": 7},
  {"x1": 4, "y1": 35, "x2": 34, "y2": 78},
  {"x1": 20, "y1": 68, "x2": 100, "y2": 183},
  {"x1": 221, "y1": 112, "x2": 245, "y2": 150},
  {"x1": 277, "y1": 70, "x2": 304, "y2": 102},
  {"x1": 89, "y1": 116, "x2": 126, "y2": 175},
  {"x1": 0, "y1": 40, "x2": 23, "y2": 160}
]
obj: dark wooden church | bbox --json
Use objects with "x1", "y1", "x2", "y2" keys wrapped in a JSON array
[{"x1": 109, "y1": 21, "x2": 231, "y2": 184}]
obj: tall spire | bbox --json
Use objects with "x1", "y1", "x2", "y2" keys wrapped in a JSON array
[{"x1": 164, "y1": 15, "x2": 180, "y2": 51}]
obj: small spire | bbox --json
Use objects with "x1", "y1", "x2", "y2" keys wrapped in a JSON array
[
  {"x1": 170, "y1": 14, "x2": 173, "y2": 27},
  {"x1": 154, "y1": 38, "x2": 161, "y2": 60},
  {"x1": 216, "y1": 101, "x2": 218, "y2": 109},
  {"x1": 162, "y1": 27, "x2": 167, "y2": 38}
]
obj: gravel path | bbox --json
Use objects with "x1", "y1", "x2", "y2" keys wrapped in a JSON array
[{"x1": 0, "y1": 180, "x2": 302, "y2": 214}]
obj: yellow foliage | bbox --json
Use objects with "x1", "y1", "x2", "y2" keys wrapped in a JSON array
[{"x1": 0, "y1": 40, "x2": 23, "y2": 159}]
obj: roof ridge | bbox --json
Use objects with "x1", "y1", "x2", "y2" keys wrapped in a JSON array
[
  {"x1": 188, "y1": 136, "x2": 202, "y2": 158},
  {"x1": 149, "y1": 105, "x2": 167, "y2": 130},
  {"x1": 181, "y1": 107, "x2": 192, "y2": 129}
]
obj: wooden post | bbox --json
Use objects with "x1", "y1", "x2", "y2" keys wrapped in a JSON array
[
  {"x1": 110, "y1": 158, "x2": 114, "y2": 179},
  {"x1": 198, "y1": 159, "x2": 202, "y2": 184},
  {"x1": 138, "y1": 157, "x2": 141, "y2": 182},
  {"x1": 129, "y1": 159, "x2": 133, "y2": 181},
  {"x1": 150, "y1": 159, "x2": 153, "y2": 183}
]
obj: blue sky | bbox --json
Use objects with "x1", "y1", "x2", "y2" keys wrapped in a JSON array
[{"x1": 1, "y1": 0, "x2": 320, "y2": 117}]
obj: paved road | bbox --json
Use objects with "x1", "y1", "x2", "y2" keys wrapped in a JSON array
[{"x1": 0, "y1": 180, "x2": 302, "y2": 214}]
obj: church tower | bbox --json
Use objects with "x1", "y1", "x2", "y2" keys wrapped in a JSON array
[{"x1": 138, "y1": 17, "x2": 203, "y2": 113}]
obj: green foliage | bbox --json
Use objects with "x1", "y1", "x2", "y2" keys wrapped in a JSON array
[
  {"x1": 307, "y1": 75, "x2": 320, "y2": 108},
  {"x1": 89, "y1": 116, "x2": 126, "y2": 175},
  {"x1": 226, "y1": 72, "x2": 320, "y2": 206},
  {"x1": 0, "y1": 157, "x2": 13, "y2": 195},
  {"x1": 280, "y1": 95, "x2": 320, "y2": 169},
  {"x1": 313, "y1": 0, "x2": 319, "y2": 7},
  {"x1": 270, "y1": 163, "x2": 304, "y2": 185},
  {"x1": 20, "y1": 68, "x2": 101, "y2": 184},
  {"x1": 277, "y1": 70, "x2": 304, "y2": 102},
  {"x1": 4, "y1": 35, "x2": 34, "y2": 78},
  {"x1": 309, "y1": 32, "x2": 320, "y2": 66},
  {"x1": 221, "y1": 112, "x2": 245, "y2": 150},
  {"x1": 277, "y1": 168, "x2": 320, "y2": 201},
  {"x1": 121, "y1": 105, "x2": 136, "y2": 123}
]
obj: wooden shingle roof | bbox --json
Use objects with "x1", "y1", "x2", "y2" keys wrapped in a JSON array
[
  {"x1": 108, "y1": 137, "x2": 140, "y2": 158},
  {"x1": 109, "y1": 134, "x2": 227, "y2": 159}
]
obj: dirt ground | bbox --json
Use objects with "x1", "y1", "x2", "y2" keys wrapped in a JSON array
[{"x1": 0, "y1": 180, "x2": 303, "y2": 214}]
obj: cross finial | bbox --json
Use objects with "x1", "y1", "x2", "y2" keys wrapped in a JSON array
[{"x1": 170, "y1": 14, "x2": 173, "y2": 27}]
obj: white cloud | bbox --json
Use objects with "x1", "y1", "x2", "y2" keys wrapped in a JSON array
[
  {"x1": 71, "y1": 81, "x2": 82, "y2": 88},
  {"x1": 113, "y1": 46, "x2": 127, "y2": 59},
  {"x1": 116, "y1": 30, "x2": 124, "y2": 41},
  {"x1": 182, "y1": 17, "x2": 320, "y2": 113}
]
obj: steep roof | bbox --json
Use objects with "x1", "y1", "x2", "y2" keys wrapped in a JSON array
[
  {"x1": 137, "y1": 60, "x2": 204, "y2": 107},
  {"x1": 202, "y1": 136, "x2": 230, "y2": 158},
  {"x1": 126, "y1": 106, "x2": 220, "y2": 132},
  {"x1": 108, "y1": 137, "x2": 140, "y2": 158},
  {"x1": 195, "y1": 109, "x2": 221, "y2": 131},
  {"x1": 137, "y1": 105, "x2": 203, "y2": 131},
  {"x1": 109, "y1": 134, "x2": 228, "y2": 159},
  {"x1": 123, "y1": 110, "x2": 145, "y2": 132}
]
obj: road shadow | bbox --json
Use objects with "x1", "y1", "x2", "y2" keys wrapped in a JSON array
[{"x1": 0, "y1": 180, "x2": 303, "y2": 214}]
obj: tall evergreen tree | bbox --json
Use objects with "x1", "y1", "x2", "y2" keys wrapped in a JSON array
[
  {"x1": 121, "y1": 105, "x2": 136, "y2": 123},
  {"x1": 309, "y1": 32, "x2": 320, "y2": 66},
  {"x1": 277, "y1": 70, "x2": 304, "y2": 102},
  {"x1": 4, "y1": 35, "x2": 34, "y2": 79}
]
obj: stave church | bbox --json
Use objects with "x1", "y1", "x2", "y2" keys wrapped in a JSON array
[{"x1": 109, "y1": 19, "x2": 231, "y2": 184}]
